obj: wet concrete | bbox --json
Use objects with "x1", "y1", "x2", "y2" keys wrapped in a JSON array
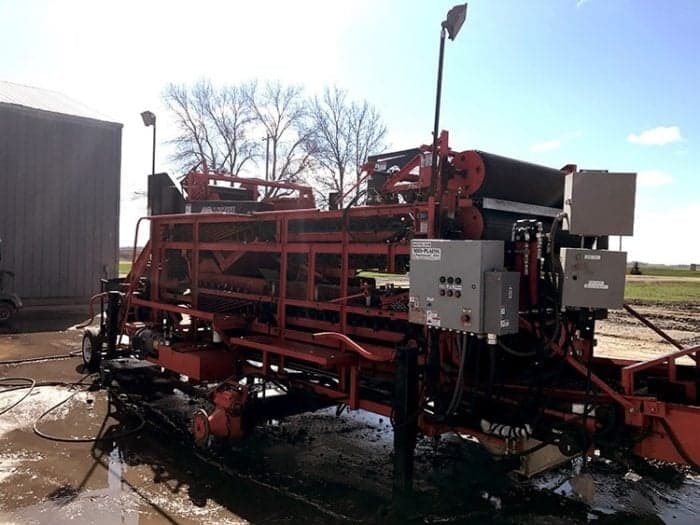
[
  {"x1": 1, "y1": 324, "x2": 699, "y2": 524},
  {"x1": 0, "y1": 305, "x2": 88, "y2": 335}
]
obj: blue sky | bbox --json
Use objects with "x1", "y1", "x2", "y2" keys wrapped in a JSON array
[{"x1": 1, "y1": 0, "x2": 698, "y2": 263}]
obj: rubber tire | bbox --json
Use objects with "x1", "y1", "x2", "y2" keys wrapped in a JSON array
[
  {"x1": 82, "y1": 329, "x2": 103, "y2": 372},
  {"x1": 0, "y1": 302, "x2": 14, "y2": 324}
]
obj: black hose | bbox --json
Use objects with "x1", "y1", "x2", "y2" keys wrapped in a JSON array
[
  {"x1": 0, "y1": 377, "x2": 36, "y2": 415},
  {"x1": 0, "y1": 373, "x2": 145, "y2": 442},
  {"x1": 487, "y1": 342, "x2": 496, "y2": 397},
  {"x1": 33, "y1": 386, "x2": 146, "y2": 443},
  {"x1": 498, "y1": 340, "x2": 536, "y2": 358},
  {"x1": 0, "y1": 350, "x2": 82, "y2": 366},
  {"x1": 439, "y1": 333, "x2": 468, "y2": 420},
  {"x1": 548, "y1": 212, "x2": 567, "y2": 293}
]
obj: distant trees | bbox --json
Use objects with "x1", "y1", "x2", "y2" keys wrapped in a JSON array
[
  {"x1": 309, "y1": 86, "x2": 387, "y2": 205},
  {"x1": 162, "y1": 79, "x2": 387, "y2": 204},
  {"x1": 163, "y1": 80, "x2": 258, "y2": 175},
  {"x1": 243, "y1": 80, "x2": 316, "y2": 196}
]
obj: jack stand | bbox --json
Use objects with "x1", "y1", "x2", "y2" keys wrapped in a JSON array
[{"x1": 392, "y1": 344, "x2": 419, "y2": 505}]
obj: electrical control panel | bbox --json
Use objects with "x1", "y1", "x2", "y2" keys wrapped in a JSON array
[
  {"x1": 563, "y1": 171, "x2": 637, "y2": 236},
  {"x1": 409, "y1": 240, "x2": 519, "y2": 334},
  {"x1": 560, "y1": 248, "x2": 627, "y2": 309}
]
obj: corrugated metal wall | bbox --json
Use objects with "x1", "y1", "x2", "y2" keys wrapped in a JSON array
[{"x1": 0, "y1": 105, "x2": 121, "y2": 303}]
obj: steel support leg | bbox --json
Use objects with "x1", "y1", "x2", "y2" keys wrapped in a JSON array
[
  {"x1": 392, "y1": 345, "x2": 419, "y2": 499},
  {"x1": 105, "y1": 291, "x2": 121, "y2": 358}
]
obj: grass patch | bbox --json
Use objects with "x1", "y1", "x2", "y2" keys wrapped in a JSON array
[
  {"x1": 118, "y1": 260, "x2": 132, "y2": 275},
  {"x1": 357, "y1": 270, "x2": 406, "y2": 279},
  {"x1": 632, "y1": 266, "x2": 700, "y2": 278},
  {"x1": 625, "y1": 280, "x2": 700, "y2": 302},
  {"x1": 114, "y1": 265, "x2": 695, "y2": 301}
]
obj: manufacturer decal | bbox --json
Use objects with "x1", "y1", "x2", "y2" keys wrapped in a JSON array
[
  {"x1": 584, "y1": 280, "x2": 609, "y2": 290},
  {"x1": 412, "y1": 247, "x2": 441, "y2": 261}
]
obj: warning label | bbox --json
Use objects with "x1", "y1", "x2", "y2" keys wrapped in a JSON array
[{"x1": 426, "y1": 310, "x2": 441, "y2": 327}]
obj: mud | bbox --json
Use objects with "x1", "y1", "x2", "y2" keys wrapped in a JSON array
[
  {"x1": 0, "y1": 301, "x2": 699, "y2": 524},
  {"x1": 597, "y1": 301, "x2": 700, "y2": 362}
]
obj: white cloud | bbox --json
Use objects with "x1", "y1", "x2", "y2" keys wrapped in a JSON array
[
  {"x1": 627, "y1": 126, "x2": 683, "y2": 146},
  {"x1": 530, "y1": 131, "x2": 582, "y2": 153},
  {"x1": 637, "y1": 170, "x2": 673, "y2": 187},
  {"x1": 576, "y1": 0, "x2": 591, "y2": 7},
  {"x1": 624, "y1": 203, "x2": 700, "y2": 264}
]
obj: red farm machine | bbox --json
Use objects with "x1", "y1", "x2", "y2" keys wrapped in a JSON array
[{"x1": 82, "y1": 131, "x2": 700, "y2": 493}]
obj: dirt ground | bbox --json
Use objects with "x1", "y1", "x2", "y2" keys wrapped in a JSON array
[
  {"x1": 0, "y1": 303, "x2": 698, "y2": 524},
  {"x1": 596, "y1": 301, "x2": 700, "y2": 362}
]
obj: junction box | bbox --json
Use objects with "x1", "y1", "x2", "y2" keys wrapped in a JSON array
[{"x1": 560, "y1": 248, "x2": 627, "y2": 309}]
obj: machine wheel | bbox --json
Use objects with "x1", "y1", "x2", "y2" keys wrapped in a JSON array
[
  {"x1": 81, "y1": 329, "x2": 103, "y2": 372},
  {"x1": 192, "y1": 409, "x2": 211, "y2": 447},
  {"x1": 556, "y1": 423, "x2": 591, "y2": 457},
  {"x1": 0, "y1": 302, "x2": 14, "y2": 324}
]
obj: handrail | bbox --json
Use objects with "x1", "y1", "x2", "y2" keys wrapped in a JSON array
[
  {"x1": 312, "y1": 332, "x2": 395, "y2": 362},
  {"x1": 621, "y1": 344, "x2": 700, "y2": 395}
]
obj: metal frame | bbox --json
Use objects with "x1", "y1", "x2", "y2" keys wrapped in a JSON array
[{"x1": 104, "y1": 131, "x2": 700, "y2": 490}]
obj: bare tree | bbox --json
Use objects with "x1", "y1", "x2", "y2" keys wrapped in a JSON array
[
  {"x1": 243, "y1": 80, "x2": 316, "y2": 195},
  {"x1": 349, "y1": 100, "x2": 387, "y2": 198},
  {"x1": 309, "y1": 87, "x2": 352, "y2": 202},
  {"x1": 163, "y1": 80, "x2": 258, "y2": 174},
  {"x1": 309, "y1": 86, "x2": 387, "y2": 206},
  {"x1": 163, "y1": 79, "x2": 386, "y2": 205}
]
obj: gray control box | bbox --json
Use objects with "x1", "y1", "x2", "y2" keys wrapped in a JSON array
[
  {"x1": 563, "y1": 171, "x2": 636, "y2": 236},
  {"x1": 560, "y1": 248, "x2": 627, "y2": 309},
  {"x1": 408, "y1": 240, "x2": 519, "y2": 334}
]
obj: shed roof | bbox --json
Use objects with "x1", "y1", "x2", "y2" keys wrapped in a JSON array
[{"x1": 0, "y1": 80, "x2": 120, "y2": 125}]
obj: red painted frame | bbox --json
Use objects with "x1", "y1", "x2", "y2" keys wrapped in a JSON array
[{"x1": 115, "y1": 132, "x2": 700, "y2": 469}]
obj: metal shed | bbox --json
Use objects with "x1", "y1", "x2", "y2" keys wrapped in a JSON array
[{"x1": 0, "y1": 80, "x2": 122, "y2": 305}]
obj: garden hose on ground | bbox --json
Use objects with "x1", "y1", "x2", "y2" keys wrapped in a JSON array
[
  {"x1": 0, "y1": 350, "x2": 82, "y2": 366},
  {"x1": 0, "y1": 373, "x2": 145, "y2": 443},
  {"x1": 0, "y1": 377, "x2": 36, "y2": 415}
]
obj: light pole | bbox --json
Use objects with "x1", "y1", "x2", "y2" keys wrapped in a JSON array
[
  {"x1": 430, "y1": 3, "x2": 467, "y2": 197},
  {"x1": 263, "y1": 134, "x2": 271, "y2": 181},
  {"x1": 140, "y1": 110, "x2": 157, "y2": 176}
]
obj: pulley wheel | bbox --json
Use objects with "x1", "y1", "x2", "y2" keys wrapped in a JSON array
[
  {"x1": 556, "y1": 424, "x2": 591, "y2": 457},
  {"x1": 192, "y1": 409, "x2": 210, "y2": 447}
]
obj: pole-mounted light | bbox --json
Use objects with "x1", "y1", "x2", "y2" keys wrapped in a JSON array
[
  {"x1": 141, "y1": 110, "x2": 157, "y2": 177},
  {"x1": 430, "y1": 3, "x2": 468, "y2": 198},
  {"x1": 443, "y1": 3, "x2": 468, "y2": 40}
]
